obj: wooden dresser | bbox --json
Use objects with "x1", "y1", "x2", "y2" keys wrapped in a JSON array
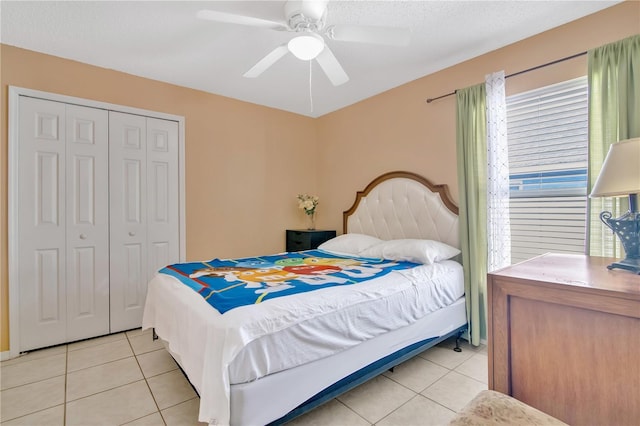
[{"x1": 487, "y1": 253, "x2": 640, "y2": 426}]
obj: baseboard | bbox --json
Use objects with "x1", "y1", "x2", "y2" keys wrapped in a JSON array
[{"x1": 1, "y1": 350, "x2": 13, "y2": 361}]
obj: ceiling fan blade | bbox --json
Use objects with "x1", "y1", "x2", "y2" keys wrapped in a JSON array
[
  {"x1": 197, "y1": 10, "x2": 287, "y2": 31},
  {"x1": 316, "y1": 46, "x2": 349, "y2": 86},
  {"x1": 243, "y1": 45, "x2": 290, "y2": 78},
  {"x1": 327, "y1": 24, "x2": 411, "y2": 46}
]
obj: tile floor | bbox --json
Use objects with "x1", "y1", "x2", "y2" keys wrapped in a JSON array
[{"x1": 0, "y1": 329, "x2": 487, "y2": 425}]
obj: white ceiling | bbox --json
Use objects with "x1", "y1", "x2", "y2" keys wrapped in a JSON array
[{"x1": 1, "y1": 1, "x2": 621, "y2": 117}]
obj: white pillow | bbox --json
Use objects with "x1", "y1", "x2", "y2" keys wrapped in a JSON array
[
  {"x1": 359, "y1": 239, "x2": 460, "y2": 265},
  {"x1": 318, "y1": 233, "x2": 383, "y2": 255}
]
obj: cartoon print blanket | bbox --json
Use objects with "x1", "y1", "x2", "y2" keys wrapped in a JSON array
[{"x1": 159, "y1": 249, "x2": 419, "y2": 314}]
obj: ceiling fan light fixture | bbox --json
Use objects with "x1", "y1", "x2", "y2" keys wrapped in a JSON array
[{"x1": 288, "y1": 32, "x2": 325, "y2": 60}]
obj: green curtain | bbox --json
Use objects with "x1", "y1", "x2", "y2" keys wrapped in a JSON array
[
  {"x1": 456, "y1": 83, "x2": 487, "y2": 346},
  {"x1": 588, "y1": 34, "x2": 640, "y2": 257}
]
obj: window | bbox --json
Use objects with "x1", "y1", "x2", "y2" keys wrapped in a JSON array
[{"x1": 507, "y1": 77, "x2": 588, "y2": 264}]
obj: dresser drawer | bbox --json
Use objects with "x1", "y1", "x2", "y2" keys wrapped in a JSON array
[{"x1": 286, "y1": 230, "x2": 336, "y2": 252}]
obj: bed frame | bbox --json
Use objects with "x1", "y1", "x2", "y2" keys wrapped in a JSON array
[
  {"x1": 270, "y1": 329, "x2": 467, "y2": 425},
  {"x1": 268, "y1": 171, "x2": 465, "y2": 424}
]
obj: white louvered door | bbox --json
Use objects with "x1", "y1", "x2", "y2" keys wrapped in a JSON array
[
  {"x1": 109, "y1": 112, "x2": 179, "y2": 332},
  {"x1": 17, "y1": 97, "x2": 110, "y2": 351}
]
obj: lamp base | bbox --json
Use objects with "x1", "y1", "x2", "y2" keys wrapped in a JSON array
[
  {"x1": 606, "y1": 257, "x2": 640, "y2": 274},
  {"x1": 600, "y1": 196, "x2": 640, "y2": 274}
]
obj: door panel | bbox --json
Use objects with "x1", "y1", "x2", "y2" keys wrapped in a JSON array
[
  {"x1": 36, "y1": 152, "x2": 60, "y2": 226},
  {"x1": 109, "y1": 111, "x2": 148, "y2": 332},
  {"x1": 146, "y1": 118, "x2": 179, "y2": 281},
  {"x1": 150, "y1": 162, "x2": 168, "y2": 223},
  {"x1": 73, "y1": 156, "x2": 95, "y2": 224},
  {"x1": 72, "y1": 246, "x2": 96, "y2": 316},
  {"x1": 124, "y1": 243, "x2": 144, "y2": 308},
  {"x1": 36, "y1": 248, "x2": 62, "y2": 322},
  {"x1": 18, "y1": 97, "x2": 67, "y2": 351},
  {"x1": 150, "y1": 241, "x2": 170, "y2": 279},
  {"x1": 35, "y1": 112, "x2": 60, "y2": 140},
  {"x1": 124, "y1": 159, "x2": 143, "y2": 223},
  {"x1": 66, "y1": 104, "x2": 109, "y2": 341}
]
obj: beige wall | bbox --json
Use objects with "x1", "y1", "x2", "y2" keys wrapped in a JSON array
[
  {"x1": 1, "y1": 1, "x2": 638, "y2": 352},
  {"x1": 315, "y1": 1, "x2": 639, "y2": 235},
  {"x1": 0, "y1": 46, "x2": 317, "y2": 351}
]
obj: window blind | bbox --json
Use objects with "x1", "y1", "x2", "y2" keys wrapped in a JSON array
[{"x1": 507, "y1": 77, "x2": 588, "y2": 264}]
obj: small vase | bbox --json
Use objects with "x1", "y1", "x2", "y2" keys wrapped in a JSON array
[{"x1": 306, "y1": 212, "x2": 316, "y2": 230}]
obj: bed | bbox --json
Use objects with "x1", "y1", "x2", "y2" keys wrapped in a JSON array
[{"x1": 142, "y1": 171, "x2": 467, "y2": 426}]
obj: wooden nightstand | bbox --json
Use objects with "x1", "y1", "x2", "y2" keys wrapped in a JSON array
[
  {"x1": 286, "y1": 230, "x2": 336, "y2": 252},
  {"x1": 487, "y1": 253, "x2": 640, "y2": 426}
]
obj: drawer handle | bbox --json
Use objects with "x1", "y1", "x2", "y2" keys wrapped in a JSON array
[
  {"x1": 79, "y1": 234, "x2": 87, "y2": 240},
  {"x1": 129, "y1": 231, "x2": 136, "y2": 237}
]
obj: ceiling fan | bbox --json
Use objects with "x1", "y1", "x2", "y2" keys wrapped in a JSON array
[{"x1": 197, "y1": 0, "x2": 411, "y2": 86}]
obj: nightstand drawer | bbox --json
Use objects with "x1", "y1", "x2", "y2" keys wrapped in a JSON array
[{"x1": 286, "y1": 230, "x2": 336, "y2": 252}]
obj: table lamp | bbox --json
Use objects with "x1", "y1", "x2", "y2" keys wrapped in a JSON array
[{"x1": 589, "y1": 137, "x2": 640, "y2": 274}]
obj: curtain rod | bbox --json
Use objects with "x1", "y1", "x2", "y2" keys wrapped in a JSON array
[{"x1": 425, "y1": 50, "x2": 588, "y2": 104}]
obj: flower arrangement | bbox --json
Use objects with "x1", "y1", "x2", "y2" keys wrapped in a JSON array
[
  {"x1": 297, "y1": 194, "x2": 319, "y2": 216},
  {"x1": 297, "y1": 194, "x2": 319, "y2": 229}
]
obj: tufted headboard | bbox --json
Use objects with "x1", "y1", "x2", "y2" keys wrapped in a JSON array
[{"x1": 343, "y1": 171, "x2": 460, "y2": 249}]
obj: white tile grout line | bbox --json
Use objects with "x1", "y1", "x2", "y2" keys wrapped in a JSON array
[
  {"x1": 375, "y1": 354, "x2": 474, "y2": 420},
  {"x1": 127, "y1": 332, "x2": 168, "y2": 426},
  {"x1": 64, "y1": 343, "x2": 68, "y2": 426},
  {"x1": 9, "y1": 335, "x2": 168, "y2": 425},
  {"x1": 1, "y1": 334, "x2": 483, "y2": 425},
  {"x1": 373, "y1": 393, "x2": 458, "y2": 426},
  {"x1": 335, "y1": 398, "x2": 372, "y2": 425}
]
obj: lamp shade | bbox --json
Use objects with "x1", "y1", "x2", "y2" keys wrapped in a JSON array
[
  {"x1": 590, "y1": 137, "x2": 640, "y2": 198},
  {"x1": 287, "y1": 32, "x2": 325, "y2": 60}
]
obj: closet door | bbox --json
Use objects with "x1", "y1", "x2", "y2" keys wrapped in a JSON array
[
  {"x1": 18, "y1": 97, "x2": 68, "y2": 351},
  {"x1": 109, "y1": 113, "x2": 180, "y2": 332},
  {"x1": 65, "y1": 104, "x2": 110, "y2": 341},
  {"x1": 109, "y1": 112, "x2": 148, "y2": 332},
  {"x1": 146, "y1": 118, "x2": 180, "y2": 282},
  {"x1": 17, "y1": 98, "x2": 109, "y2": 351}
]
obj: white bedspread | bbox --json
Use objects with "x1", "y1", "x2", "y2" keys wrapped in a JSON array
[{"x1": 142, "y1": 259, "x2": 463, "y2": 425}]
